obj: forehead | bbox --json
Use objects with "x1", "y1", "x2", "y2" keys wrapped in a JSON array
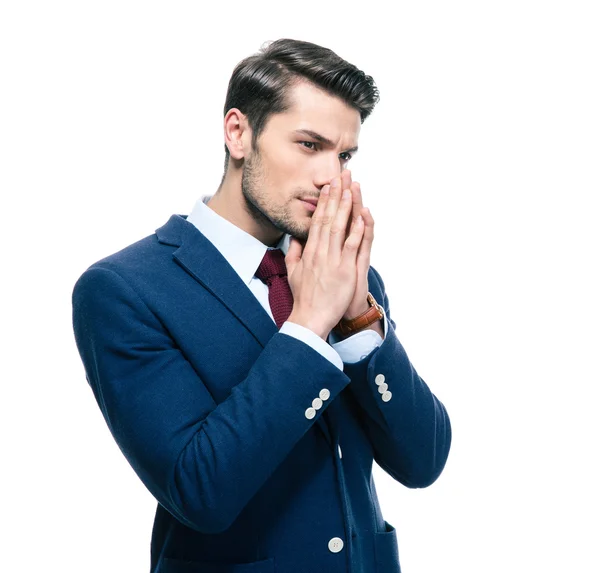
[{"x1": 268, "y1": 80, "x2": 361, "y2": 139}]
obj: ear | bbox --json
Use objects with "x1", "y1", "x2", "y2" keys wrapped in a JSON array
[{"x1": 224, "y1": 108, "x2": 251, "y2": 160}]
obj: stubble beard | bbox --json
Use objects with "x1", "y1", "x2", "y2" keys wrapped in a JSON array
[{"x1": 241, "y1": 146, "x2": 310, "y2": 243}]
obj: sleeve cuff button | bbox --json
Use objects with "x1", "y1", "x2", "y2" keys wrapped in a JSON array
[{"x1": 319, "y1": 388, "x2": 330, "y2": 401}]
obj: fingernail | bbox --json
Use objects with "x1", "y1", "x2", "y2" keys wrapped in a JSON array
[
  {"x1": 331, "y1": 178, "x2": 339, "y2": 187},
  {"x1": 322, "y1": 185, "x2": 329, "y2": 196},
  {"x1": 342, "y1": 189, "x2": 351, "y2": 200}
]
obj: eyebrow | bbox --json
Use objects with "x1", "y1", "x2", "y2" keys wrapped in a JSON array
[{"x1": 294, "y1": 129, "x2": 359, "y2": 154}]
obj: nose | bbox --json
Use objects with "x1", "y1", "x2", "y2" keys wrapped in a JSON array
[{"x1": 316, "y1": 162, "x2": 345, "y2": 191}]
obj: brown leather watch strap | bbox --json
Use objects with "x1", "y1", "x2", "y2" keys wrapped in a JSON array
[{"x1": 333, "y1": 292, "x2": 385, "y2": 337}]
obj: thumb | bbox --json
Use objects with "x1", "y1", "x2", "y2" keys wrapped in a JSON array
[{"x1": 285, "y1": 237, "x2": 304, "y2": 276}]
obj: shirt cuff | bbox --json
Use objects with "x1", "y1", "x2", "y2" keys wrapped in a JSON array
[
  {"x1": 280, "y1": 321, "x2": 344, "y2": 371},
  {"x1": 327, "y1": 314, "x2": 389, "y2": 364}
]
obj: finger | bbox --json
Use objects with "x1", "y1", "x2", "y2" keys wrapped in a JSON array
[
  {"x1": 340, "y1": 169, "x2": 353, "y2": 231},
  {"x1": 341, "y1": 168, "x2": 352, "y2": 197},
  {"x1": 329, "y1": 184, "x2": 354, "y2": 263},
  {"x1": 317, "y1": 176, "x2": 343, "y2": 260},
  {"x1": 355, "y1": 206, "x2": 375, "y2": 268},
  {"x1": 345, "y1": 181, "x2": 362, "y2": 236},
  {"x1": 351, "y1": 181, "x2": 363, "y2": 223},
  {"x1": 341, "y1": 214, "x2": 364, "y2": 269},
  {"x1": 302, "y1": 184, "x2": 330, "y2": 262}
]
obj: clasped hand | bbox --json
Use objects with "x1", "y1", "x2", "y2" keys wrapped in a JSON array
[{"x1": 285, "y1": 169, "x2": 375, "y2": 339}]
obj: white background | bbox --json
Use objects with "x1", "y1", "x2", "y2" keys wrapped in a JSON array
[{"x1": 1, "y1": 1, "x2": 599, "y2": 572}]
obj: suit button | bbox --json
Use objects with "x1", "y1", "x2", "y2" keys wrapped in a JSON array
[
  {"x1": 312, "y1": 398, "x2": 323, "y2": 410},
  {"x1": 382, "y1": 390, "x2": 392, "y2": 402},
  {"x1": 375, "y1": 374, "x2": 385, "y2": 385},
  {"x1": 319, "y1": 388, "x2": 330, "y2": 401},
  {"x1": 338, "y1": 444, "x2": 343, "y2": 459},
  {"x1": 377, "y1": 382, "x2": 388, "y2": 394},
  {"x1": 328, "y1": 537, "x2": 344, "y2": 553},
  {"x1": 305, "y1": 407, "x2": 316, "y2": 419},
  {"x1": 360, "y1": 354, "x2": 367, "y2": 360}
]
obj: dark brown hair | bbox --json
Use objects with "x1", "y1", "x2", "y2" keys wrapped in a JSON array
[{"x1": 221, "y1": 38, "x2": 380, "y2": 174}]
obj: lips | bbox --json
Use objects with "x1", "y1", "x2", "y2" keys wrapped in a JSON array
[
  {"x1": 300, "y1": 198, "x2": 318, "y2": 206},
  {"x1": 300, "y1": 199, "x2": 317, "y2": 212}
]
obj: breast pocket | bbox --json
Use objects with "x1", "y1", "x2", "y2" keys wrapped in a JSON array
[
  {"x1": 160, "y1": 557, "x2": 275, "y2": 573},
  {"x1": 374, "y1": 521, "x2": 401, "y2": 573}
]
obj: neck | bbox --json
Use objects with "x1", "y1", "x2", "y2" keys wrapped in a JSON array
[{"x1": 206, "y1": 169, "x2": 284, "y2": 248}]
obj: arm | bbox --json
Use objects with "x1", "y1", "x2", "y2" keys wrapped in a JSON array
[
  {"x1": 72, "y1": 265, "x2": 350, "y2": 534},
  {"x1": 343, "y1": 266, "x2": 452, "y2": 488}
]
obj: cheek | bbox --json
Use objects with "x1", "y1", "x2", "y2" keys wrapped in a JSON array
[
  {"x1": 262, "y1": 145, "x2": 308, "y2": 199},
  {"x1": 283, "y1": 147, "x2": 313, "y2": 180},
  {"x1": 268, "y1": 149, "x2": 303, "y2": 183},
  {"x1": 271, "y1": 144, "x2": 301, "y2": 170}
]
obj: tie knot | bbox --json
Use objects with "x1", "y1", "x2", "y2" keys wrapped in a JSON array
[{"x1": 255, "y1": 248, "x2": 287, "y2": 283}]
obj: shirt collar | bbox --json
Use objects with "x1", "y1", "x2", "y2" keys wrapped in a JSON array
[{"x1": 186, "y1": 194, "x2": 291, "y2": 287}]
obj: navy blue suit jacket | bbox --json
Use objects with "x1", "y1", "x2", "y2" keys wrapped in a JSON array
[{"x1": 72, "y1": 214, "x2": 451, "y2": 573}]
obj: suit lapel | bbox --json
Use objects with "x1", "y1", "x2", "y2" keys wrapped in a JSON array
[{"x1": 156, "y1": 215, "x2": 334, "y2": 448}]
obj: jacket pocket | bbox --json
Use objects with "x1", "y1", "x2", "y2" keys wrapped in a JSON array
[
  {"x1": 374, "y1": 521, "x2": 401, "y2": 573},
  {"x1": 160, "y1": 556, "x2": 275, "y2": 573}
]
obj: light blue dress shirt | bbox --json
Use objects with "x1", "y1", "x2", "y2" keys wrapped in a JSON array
[{"x1": 186, "y1": 196, "x2": 389, "y2": 371}]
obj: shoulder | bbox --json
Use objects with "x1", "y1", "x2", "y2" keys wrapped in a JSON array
[{"x1": 73, "y1": 218, "x2": 181, "y2": 292}]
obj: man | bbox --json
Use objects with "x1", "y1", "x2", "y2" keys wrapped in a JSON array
[{"x1": 72, "y1": 38, "x2": 451, "y2": 573}]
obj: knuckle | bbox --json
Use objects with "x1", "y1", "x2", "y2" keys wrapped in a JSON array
[{"x1": 315, "y1": 247, "x2": 327, "y2": 261}]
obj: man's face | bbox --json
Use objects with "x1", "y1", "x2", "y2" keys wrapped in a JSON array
[{"x1": 240, "y1": 80, "x2": 361, "y2": 243}]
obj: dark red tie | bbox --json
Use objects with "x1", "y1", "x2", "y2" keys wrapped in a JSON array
[{"x1": 255, "y1": 248, "x2": 294, "y2": 329}]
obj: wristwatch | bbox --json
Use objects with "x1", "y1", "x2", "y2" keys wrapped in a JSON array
[{"x1": 333, "y1": 292, "x2": 385, "y2": 337}]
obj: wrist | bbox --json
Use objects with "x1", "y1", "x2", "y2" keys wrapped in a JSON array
[
  {"x1": 287, "y1": 311, "x2": 330, "y2": 341},
  {"x1": 335, "y1": 318, "x2": 384, "y2": 341},
  {"x1": 334, "y1": 292, "x2": 385, "y2": 337},
  {"x1": 342, "y1": 301, "x2": 370, "y2": 321}
]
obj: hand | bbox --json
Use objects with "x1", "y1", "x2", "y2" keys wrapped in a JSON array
[
  {"x1": 285, "y1": 176, "x2": 365, "y2": 340},
  {"x1": 339, "y1": 169, "x2": 375, "y2": 320}
]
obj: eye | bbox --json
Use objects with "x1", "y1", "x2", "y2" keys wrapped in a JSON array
[{"x1": 300, "y1": 141, "x2": 353, "y2": 162}]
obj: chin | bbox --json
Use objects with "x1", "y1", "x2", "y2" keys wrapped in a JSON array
[{"x1": 293, "y1": 225, "x2": 310, "y2": 243}]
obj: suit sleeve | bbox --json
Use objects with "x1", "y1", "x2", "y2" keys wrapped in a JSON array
[
  {"x1": 342, "y1": 266, "x2": 452, "y2": 488},
  {"x1": 72, "y1": 265, "x2": 350, "y2": 534}
]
